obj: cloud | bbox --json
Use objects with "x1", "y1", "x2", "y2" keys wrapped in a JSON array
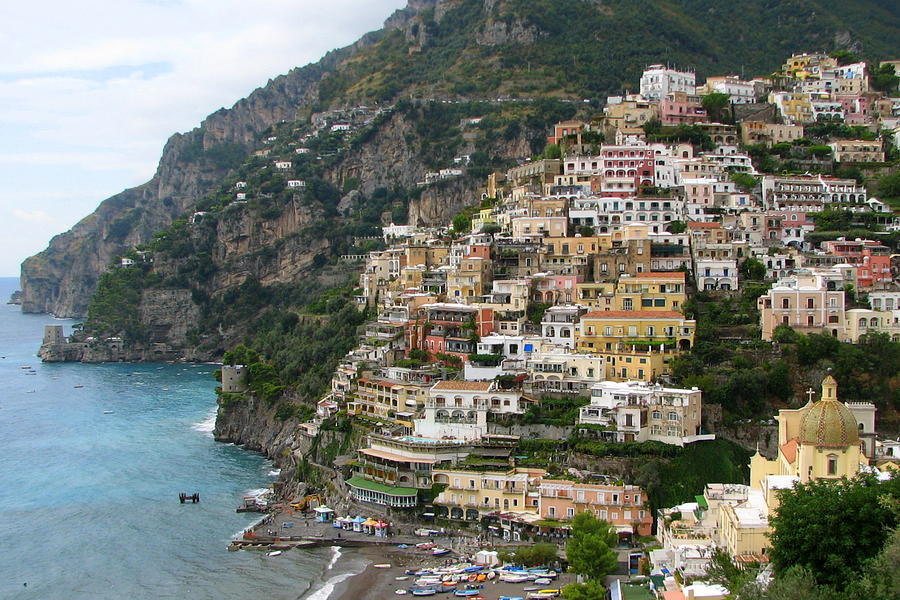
[
  {"x1": 0, "y1": 0, "x2": 408, "y2": 276},
  {"x1": 11, "y1": 209, "x2": 54, "y2": 223}
]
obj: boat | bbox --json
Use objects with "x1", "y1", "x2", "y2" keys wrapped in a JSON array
[
  {"x1": 396, "y1": 576, "x2": 410, "y2": 581},
  {"x1": 103, "y1": 410, "x2": 114, "y2": 414},
  {"x1": 499, "y1": 574, "x2": 530, "y2": 583},
  {"x1": 534, "y1": 578, "x2": 551, "y2": 585},
  {"x1": 486, "y1": 572, "x2": 496, "y2": 580},
  {"x1": 266, "y1": 550, "x2": 282, "y2": 557},
  {"x1": 431, "y1": 548, "x2": 451, "y2": 556},
  {"x1": 475, "y1": 574, "x2": 486, "y2": 582},
  {"x1": 525, "y1": 591, "x2": 560, "y2": 599},
  {"x1": 454, "y1": 590, "x2": 481, "y2": 597},
  {"x1": 396, "y1": 591, "x2": 408, "y2": 596},
  {"x1": 411, "y1": 588, "x2": 437, "y2": 596},
  {"x1": 498, "y1": 597, "x2": 524, "y2": 600},
  {"x1": 374, "y1": 563, "x2": 392, "y2": 569}
]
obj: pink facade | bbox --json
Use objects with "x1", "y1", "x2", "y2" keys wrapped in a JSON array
[
  {"x1": 600, "y1": 145, "x2": 655, "y2": 197},
  {"x1": 660, "y1": 92, "x2": 708, "y2": 126},
  {"x1": 533, "y1": 275, "x2": 580, "y2": 304},
  {"x1": 821, "y1": 240, "x2": 892, "y2": 289},
  {"x1": 538, "y1": 480, "x2": 652, "y2": 536}
]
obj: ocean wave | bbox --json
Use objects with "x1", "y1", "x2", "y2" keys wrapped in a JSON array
[
  {"x1": 304, "y1": 571, "x2": 357, "y2": 600},
  {"x1": 243, "y1": 488, "x2": 273, "y2": 500},
  {"x1": 327, "y1": 546, "x2": 342, "y2": 570},
  {"x1": 267, "y1": 468, "x2": 281, "y2": 477},
  {"x1": 191, "y1": 410, "x2": 217, "y2": 434}
]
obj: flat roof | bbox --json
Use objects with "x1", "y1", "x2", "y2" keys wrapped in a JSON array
[
  {"x1": 346, "y1": 476, "x2": 417, "y2": 497},
  {"x1": 432, "y1": 380, "x2": 493, "y2": 392},
  {"x1": 360, "y1": 448, "x2": 435, "y2": 464}
]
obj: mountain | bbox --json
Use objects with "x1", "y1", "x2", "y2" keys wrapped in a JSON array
[{"x1": 20, "y1": 0, "x2": 900, "y2": 317}]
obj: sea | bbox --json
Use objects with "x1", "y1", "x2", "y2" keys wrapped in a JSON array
[{"x1": 0, "y1": 277, "x2": 365, "y2": 599}]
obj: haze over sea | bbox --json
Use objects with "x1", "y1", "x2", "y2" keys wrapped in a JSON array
[{"x1": 0, "y1": 277, "x2": 359, "y2": 599}]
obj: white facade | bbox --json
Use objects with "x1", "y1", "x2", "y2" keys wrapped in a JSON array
[
  {"x1": 640, "y1": 65, "x2": 696, "y2": 101},
  {"x1": 695, "y1": 259, "x2": 739, "y2": 291},
  {"x1": 414, "y1": 381, "x2": 527, "y2": 441}
]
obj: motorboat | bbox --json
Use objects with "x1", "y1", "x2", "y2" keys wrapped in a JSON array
[
  {"x1": 410, "y1": 588, "x2": 437, "y2": 596},
  {"x1": 374, "y1": 564, "x2": 392, "y2": 569},
  {"x1": 265, "y1": 550, "x2": 282, "y2": 557},
  {"x1": 432, "y1": 548, "x2": 451, "y2": 556}
]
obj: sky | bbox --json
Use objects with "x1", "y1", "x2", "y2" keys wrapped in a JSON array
[{"x1": 0, "y1": 0, "x2": 408, "y2": 277}]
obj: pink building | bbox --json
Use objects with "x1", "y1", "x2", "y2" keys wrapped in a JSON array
[
  {"x1": 600, "y1": 144, "x2": 655, "y2": 197},
  {"x1": 538, "y1": 480, "x2": 652, "y2": 537},
  {"x1": 821, "y1": 239, "x2": 892, "y2": 289},
  {"x1": 660, "y1": 92, "x2": 708, "y2": 126},
  {"x1": 532, "y1": 274, "x2": 580, "y2": 304}
]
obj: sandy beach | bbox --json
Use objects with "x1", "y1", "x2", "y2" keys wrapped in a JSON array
[{"x1": 328, "y1": 546, "x2": 575, "y2": 600}]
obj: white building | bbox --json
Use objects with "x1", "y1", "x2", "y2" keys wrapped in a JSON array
[
  {"x1": 414, "y1": 381, "x2": 530, "y2": 441},
  {"x1": 695, "y1": 258, "x2": 739, "y2": 291},
  {"x1": 579, "y1": 380, "x2": 710, "y2": 446},
  {"x1": 640, "y1": 65, "x2": 696, "y2": 101}
]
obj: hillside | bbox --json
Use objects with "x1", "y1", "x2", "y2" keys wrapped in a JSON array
[{"x1": 20, "y1": 0, "x2": 900, "y2": 317}]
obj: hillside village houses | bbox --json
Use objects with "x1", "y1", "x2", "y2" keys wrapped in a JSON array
[{"x1": 239, "y1": 51, "x2": 900, "y2": 568}]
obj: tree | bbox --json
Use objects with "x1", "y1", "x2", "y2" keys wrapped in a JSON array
[
  {"x1": 741, "y1": 257, "x2": 766, "y2": 281},
  {"x1": 702, "y1": 92, "x2": 732, "y2": 122},
  {"x1": 846, "y1": 527, "x2": 900, "y2": 600},
  {"x1": 513, "y1": 543, "x2": 558, "y2": 567},
  {"x1": 565, "y1": 512, "x2": 618, "y2": 581},
  {"x1": 481, "y1": 222, "x2": 502, "y2": 235},
  {"x1": 452, "y1": 212, "x2": 472, "y2": 233},
  {"x1": 871, "y1": 64, "x2": 899, "y2": 94},
  {"x1": 578, "y1": 225, "x2": 595, "y2": 236},
  {"x1": 544, "y1": 143, "x2": 562, "y2": 159},
  {"x1": 730, "y1": 171, "x2": 759, "y2": 193},
  {"x1": 666, "y1": 220, "x2": 687, "y2": 234},
  {"x1": 771, "y1": 323, "x2": 799, "y2": 344},
  {"x1": 877, "y1": 172, "x2": 900, "y2": 200},
  {"x1": 768, "y1": 474, "x2": 900, "y2": 589},
  {"x1": 561, "y1": 580, "x2": 606, "y2": 600}
]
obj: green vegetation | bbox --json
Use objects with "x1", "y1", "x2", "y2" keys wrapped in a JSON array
[
  {"x1": 564, "y1": 512, "x2": 617, "y2": 597},
  {"x1": 500, "y1": 543, "x2": 559, "y2": 567},
  {"x1": 768, "y1": 474, "x2": 900, "y2": 590},
  {"x1": 522, "y1": 395, "x2": 588, "y2": 426}
]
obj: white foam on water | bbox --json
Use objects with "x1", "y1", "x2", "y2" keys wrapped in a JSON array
[
  {"x1": 191, "y1": 410, "x2": 217, "y2": 434},
  {"x1": 327, "y1": 545, "x2": 342, "y2": 570},
  {"x1": 304, "y1": 548, "x2": 364, "y2": 600},
  {"x1": 267, "y1": 468, "x2": 281, "y2": 477}
]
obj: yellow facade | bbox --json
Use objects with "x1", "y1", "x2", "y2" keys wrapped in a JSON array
[
  {"x1": 351, "y1": 377, "x2": 430, "y2": 419},
  {"x1": 432, "y1": 467, "x2": 545, "y2": 517},
  {"x1": 576, "y1": 310, "x2": 694, "y2": 382}
]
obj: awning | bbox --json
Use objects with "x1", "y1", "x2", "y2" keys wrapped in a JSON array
[
  {"x1": 359, "y1": 448, "x2": 435, "y2": 464},
  {"x1": 314, "y1": 506, "x2": 334, "y2": 513},
  {"x1": 346, "y1": 476, "x2": 418, "y2": 497},
  {"x1": 615, "y1": 524, "x2": 633, "y2": 534}
]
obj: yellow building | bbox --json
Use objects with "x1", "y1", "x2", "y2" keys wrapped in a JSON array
[
  {"x1": 432, "y1": 467, "x2": 545, "y2": 520},
  {"x1": 613, "y1": 272, "x2": 687, "y2": 312},
  {"x1": 576, "y1": 310, "x2": 695, "y2": 382},
  {"x1": 750, "y1": 373, "x2": 864, "y2": 487},
  {"x1": 447, "y1": 256, "x2": 493, "y2": 299},
  {"x1": 350, "y1": 375, "x2": 431, "y2": 419}
]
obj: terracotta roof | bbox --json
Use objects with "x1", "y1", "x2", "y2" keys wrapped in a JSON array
[
  {"x1": 780, "y1": 438, "x2": 798, "y2": 464},
  {"x1": 582, "y1": 310, "x2": 686, "y2": 320},
  {"x1": 688, "y1": 222, "x2": 722, "y2": 229},
  {"x1": 635, "y1": 272, "x2": 685, "y2": 280},
  {"x1": 431, "y1": 380, "x2": 493, "y2": 391}
]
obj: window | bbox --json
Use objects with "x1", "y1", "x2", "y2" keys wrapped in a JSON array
[
  {"x1": 827, "y1": 454, "x2": 838, "y2": 476},
  {"x1": 652, "y1": 410, "x2": 661, "y2": 419},
  {"x1": 567, "y1": 507, "x2": 575, "y2": 518},
  {"x1": 549, "y1": 506, "x2": 556, "y2": 517}
]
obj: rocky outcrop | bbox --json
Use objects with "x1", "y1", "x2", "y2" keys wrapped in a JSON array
[{"x1": 475, "y1": 18, "x2": 545, "y2": 46}]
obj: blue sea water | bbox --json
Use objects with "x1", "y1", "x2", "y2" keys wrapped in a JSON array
[{"x1": 0, "y1": 278, "x2": 358, "y2": 599}]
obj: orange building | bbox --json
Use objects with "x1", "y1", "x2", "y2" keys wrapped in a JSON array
[{"x1": 538, "y1": 479, "x2": 653, "y2": 537}]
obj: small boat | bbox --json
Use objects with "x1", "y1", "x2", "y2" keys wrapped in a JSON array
[
  {"x1": 499, "y1": 574, "x2": 530, "y2": 584},
  {"x1": 411, "y1": 589, "x2": 437, "y2": 596},
  {"x1": 103, "y1": 410, "x2": 114, "y2": 414},
  {"x1": 499, "y1": 597, "x2": 524, "y2": 600},
  {"x1": 266, "y1": 550, "x2": 282, "y2": 557},
  {"x1": 374, "y1": 563, "x2": 392, "y2": 569},
  {"x1": 395, "y1": 591, "x2": 408, "y2": 596},
  {"x1": 486, "y1": 572, "x2": 496, "y2": 580},
  {"x1": 396, "y1": 576, "x2": 410, "y2": 581},
  {"x1": 454, "y1": 590, "x2": 481, "y2": 597},
  {"x1": 73, "y1": 385, "x2": 83, "y2": 388},
  {"x1": 431, "y1": 548, "x2": 451, "y2": 556},
  {"x1": 534, "y1": 578, "x2": 551, "y2": 585},
  {"x1": 476, "y1": 574, "x2": 486, "y2": 582},
  {"x1": 398, "y1": 544, "x2": 410, "y2": 549}
]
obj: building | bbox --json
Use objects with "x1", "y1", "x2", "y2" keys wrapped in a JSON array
[
  {"x1": 432, "y1": 467, "x2": 545, "y2": 520},
  {"x1": 820, "y1": 239, "x2": 892, "y2": 290},
  {"x1": 828, "y1": 139, "x2": 885, "y2": 163},
  {"x1": 757, "y1": 270, "x2": 847, "y2": 340},
  {"x1": 348, "y1": 434, "x2": 471, "y2": 508},
  {"x1": 414, "y1": 380, "x2": 530, "y2": 441},
  {"x1": 538, "y1": 480, "x2": 653, "y2": 537},
  {"x1": 578, "y1": 380, "x2": 708, "y2": 446},
  {"x1": 640, "y1": 65, "x2": 696, "y2": 101}
]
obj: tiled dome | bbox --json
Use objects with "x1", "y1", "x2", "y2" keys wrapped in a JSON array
[{"x1": 799, "y1": 375, "x2": 859, "y2": 448}]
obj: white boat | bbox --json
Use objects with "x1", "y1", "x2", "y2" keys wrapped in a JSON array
[
  {"x1": 395, "y1": 576, "x2": 409, "y2": 581},
  {"x1": 395, "y1": 591, "x2": 407, "y2": 596},
  {"x1": 266, "y1": 550, "x2": 282, "y2": 557},
  {"x1": 411, "y1": 589, "x2": 437, "y2": 597},
  {"x1": 374, "y1": 563, "x2": 392, "y2": 569},
  {"x1": 500, "y1": 574, "x2": 530, "y2": 583}
]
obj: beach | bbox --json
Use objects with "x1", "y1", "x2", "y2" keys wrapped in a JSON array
[{"x1": 327, "y1": 546, "x2": 575, "y2": 600}]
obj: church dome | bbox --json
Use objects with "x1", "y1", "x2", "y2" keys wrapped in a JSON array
[{"x1": 799, "y1": 376, "x2": 859, "y2": 448}]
